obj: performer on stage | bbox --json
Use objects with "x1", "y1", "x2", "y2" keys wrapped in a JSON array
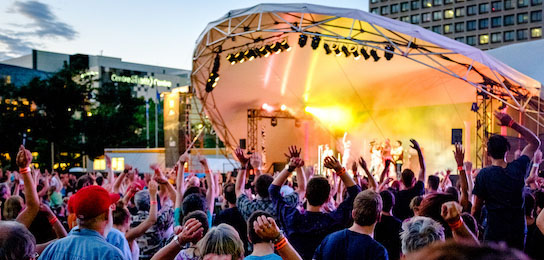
[
  {"x1": 369, "y1": 140, "x2": 382, "y2": 175},
  {"x1": 391, "y1": 140, "x2": 404, "y2": 179},
  {"x1": 381, "y1": 139, "x2": 395, "y2": 179},
  {"x1": 341, "y1": 132, "x2": 351, "y2": 168}
]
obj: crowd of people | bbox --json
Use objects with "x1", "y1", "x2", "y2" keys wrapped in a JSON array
[{"x1": 1, "y1": 111, "x2": 544, "y2": 260}]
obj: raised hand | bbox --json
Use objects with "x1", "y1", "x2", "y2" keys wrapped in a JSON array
[
  {"x1": 535, "y1": 149, "x2": 543, "y2": 165},
  {"x1": 409, "y1": 139, "x2": 421, "y2": 152},
  {"x1": 253, "y1": 215, "x2": 281, "y2": 240},
  {"x1": 148, "y1": 180, "x2": 158, "y2": 197},
  {"x1": 494, "y1": 111, "x2": 514, "y2": 127},
  {"x1": 453, "y1": 143, "x2": 465, "y2": 167},
  {"x1": 197, "y1": 154, "x2": 208, "y2": 167},
  {"x1": 351, "y1": 162, "x2": 358, "y2": 175},
  {"x1": 324, "y1": 156, "x2": 342, "y2": 172},
  {"x1": 16, "y1": 145, "x2": 32, "y2": 168},
  {"x1": 464, "y1": 161, "x2": 473, "y2": 174},
  {"x1": 358, "y1": 157, "x2": 368, "y2": 171},
  {"x1": 250, "y1": 153, "x2": 263, "y2": 169},
  {"x1": 178, "y1": 152, "x2": 190, "y2": 164},
  {"x1": 441, "y1": 201, "x2": 462, "y2": 224},
  {"x1": 235, "y1": 148, "x2": 250, "y2": 166},
  {"x1": 284, "y1": 145, "x2": 302, "y2": 159},
  {"x1": 177, "y1": 218, "x2": 204, "y2": 244},
  {"x1": 125, "y1": 164, "x2": 133, "y2": 171}
]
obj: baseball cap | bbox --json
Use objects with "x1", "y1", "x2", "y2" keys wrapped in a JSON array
[{"x1": 72, "y1": 185, "x2": 120, "y2": 220}]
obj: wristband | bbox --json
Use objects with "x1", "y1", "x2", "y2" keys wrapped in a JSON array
[
  {"x1": 150, "y1": 201, "x2": 158, "y2": 205},
  {"x1": 457, "y1": 166, "x2": 464, "y2": 171},
  {"x1": 287, "y1": 166, "x2": 296, "y2": 172},
  {"x1": 19, "y1": 167, "x2": 30, "y2": 174},
  {"x1": 508, "y1": 120, "x2": 515, "y2": 127},
  {"x1": 48, "y1": 216, "x2": 58, "y2": 225},
  {"x1": 447, "y1": 218, "x2": 463, "y2": 230},
  {"x1": 533, "y1": 163, "x2": 540, "y2": 168},
  {"x1": 335, "y1": 168, "x2": 346, "y2": 177},
  {"x1": 274, "y1": 236, "x2": 287, "y2": 251}
]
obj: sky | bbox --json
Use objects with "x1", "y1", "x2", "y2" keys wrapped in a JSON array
[{"x1": 0, "y1": 0, "x2": 368, "y2": 70}]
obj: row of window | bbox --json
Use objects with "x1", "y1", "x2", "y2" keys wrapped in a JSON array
[
  {"x1": 449, "y1": 28, "x2": 542, "y2": 45},
  {"x1": 396, "y1": 11, "x2": 542, "y2": 26},
  {"x1": 371, "y1": 0, "x2": 543, "y2": 15}
]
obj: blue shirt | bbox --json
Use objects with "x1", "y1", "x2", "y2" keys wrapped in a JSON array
[
  {"x1": 39, "y1": 227, "x2": 126, "y2": 260},
  {"x1": 106, "y1": 228, "x2": 133, "y2": 260},
  {"x1": 269, "y1": 184, "x2": 361, "y2": 260},
  {"x1": 313, "y1": 229, "x2": 388, "y2": 260},
  {"x1": 245, "y1": 253, "x2": 282, "y2": 260}
]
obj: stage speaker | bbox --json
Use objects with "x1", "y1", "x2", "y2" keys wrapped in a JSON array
[
  {"x1": 239, "y1": 139, "x2": 246, "y2": 149},
  {"x1": 451, "y1": 129, "x2": 463, "y2": 145},
  {"x1": 164, "y1": 92, "x2": 186, "y2": 168}
]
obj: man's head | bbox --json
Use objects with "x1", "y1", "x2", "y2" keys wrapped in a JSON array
[
  {"x1": 380, "y1": 190, "x2": 395, "y2": 213},
  {"x1": 247, "y1": 210, "x2": 273, "y2": 244},
  {"x1": 112, "y1": 201, "x2": 131, "y2": 230},
  {"x1": 352, "y1": 190, "x2": 382, "y2": 227},
  {"x1": 134, "y1": 190, "x2": 151, "y2": 212},
  {"x1": 427, "y1": 175, "x2": 440, "y2": 191},
  {"x1": 0, "y1": 221, "x2": 36, "y2": 260},
  {"x1": 182, "y1": 193, "x2": 207, "y2": 216},
  {"x1": 487, "y1": 134, "x2": 510, "y2": 160},
  {"x1": 306, "y1": 176, "x2": 331, "y2": 207},
  {"x1": 400, "y1": 216, "x2": 445, "y2": 255},
  {"x1": 72, "y1": 185, "x2": 120, "y2": 236},
  {"x1": 183, "y1": 210, "x2": 210, "y2": 237},
  {"x1": 255, "y1": 174, "x2": 273, "y2": 198},
  {"x1": 223, "y1": 183, "x2": 236, "y2": 206},
  {"x1": 410, "y1": 195, "x2": 423, "y2": 216},
  {"x1": 401, "y1": 169, "x2": 415, "y2": 188}
]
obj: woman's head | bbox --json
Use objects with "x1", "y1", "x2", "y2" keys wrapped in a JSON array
[
  {"x1": 196, "y1": 224, "x2": 244, "y2": 260},
  {"x1": 400, "y1": 216, "x2": 445, "y2": 255},
  {"x1": 183, "y1": 210, "x2": 210, "y2": 237},
  {"x1": 3, "y1": 195, "x2": 23, "y2": 221}
]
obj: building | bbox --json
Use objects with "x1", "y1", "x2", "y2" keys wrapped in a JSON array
[
  {"x1": 370, "y1": 0, "x2": 543, "y2": 49},
  {"x1": 0, "y1": 63, "x2": 51, "y2": 87},
  {"x1": 1, "y1": 49, "x2": 191, "y2": 100}
]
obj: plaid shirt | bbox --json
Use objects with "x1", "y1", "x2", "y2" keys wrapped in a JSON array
[{"x1": 236, "y1": 192, "x2": 298, "y2": 221}]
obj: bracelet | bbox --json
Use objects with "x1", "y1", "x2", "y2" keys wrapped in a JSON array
[
  {"x1": 274, "y1": 236, "x2": 287, "y2": 251},
  {"x1": 150, "y1": 201, "x2": 158, "y2": 205},
  {"x1": 19, "y1": 167, "x2": 30, "y2": 174},
  {"x1": 48, "y1": 216, "x2": 58, "y2": 225},
  {"x1": 448, "y1": 218, "x2": 464, "y2": 230},
  {"x1": 508, "y1": 120, "x2": 515, "y2": 127},
  {"x1": 335, "y1": 168, "x2": 346, "y2": 177},
  {"x1": 457, "y1": 166, "x2": 464, "y2": 171},
  {"x1": 533, "y1": 163, "x2": 540, "y2": 168}
]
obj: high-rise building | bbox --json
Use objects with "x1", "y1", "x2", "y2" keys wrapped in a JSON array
[{"x1": 369, "y1": 0, "x2": 543, "y2": 49}]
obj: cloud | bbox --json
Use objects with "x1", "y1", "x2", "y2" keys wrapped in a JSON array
[
  {"x1": 11, "y1": 0, "x2": 77, "y2": 40},
  {"x1": 0, "y1": 32, "x2": 34, "y2": 60}
]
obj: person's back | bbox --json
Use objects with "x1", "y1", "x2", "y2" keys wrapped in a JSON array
[
  {"x1": 393, "y1": 169, "x2": 425, "y2": 220},
  {"x1": 375, "y1": 190, "x2": 402, "y2": 260},
  {"x1": 106, "y1": 227, "x2": 133, "y2": 260},
  {"x1": 214, "y1": 183, "x2": 248, "y2": 252}
]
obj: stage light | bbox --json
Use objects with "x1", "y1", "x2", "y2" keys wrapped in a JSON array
[
  {"x1": 361, "y1": 48, "x2": 370, "y2": 60},
  {"x1": 331, "y1": 44, "x2": 341, "y2": 56},
  {"x1": 262, "y1": 103, "x2": 274, "y2": 112},
  {"x1": 298, "y1": 34, "x2": 308, "y2": 48},
  {"x1": 304, "y1": 106, "x2": 354, "y2": 131},
  {"x1": 279, "y1": 39, "x2": 291, "y2": 52},
  {"x1": 311, "y1": 36, "x2": 321, "y2": 50},
  {"x1": 212, "y1": 54, "x2": 221, "y2": 71},
  {"x1": 235, "y1": 52, "x2": 245, "y2": 63},
  {"x1": 384, "y1": 45, "x2": 394, "y2": 60},
  {"x1": 341, "y1": 45, "x2": 350, "y2": 57},
  {"x1": 271, "y1": 117, "x2": 278, "y2": 127},
  {"x1": 471, "y1": 102, "x2": 479, "y2": 112},
  {"x1": 352, "y1": 48, "x2": 360, "y2": 60},
  {"x1": 280, "y1": 104, "x2": 287, "y2": 111},
  {"x1": 323, "y1": 43, "x2": 332, "y2": 55},
  {"x1": 271, "y1": 42, "x2": 282, "y2": 54},
  {"x1": 245, "y1": 49, "x2": 258, "y2": 61},
  {"x1": 370, "y1": 49, "x2": 380, "y2": 62},
  {"x1": 227, "y1": 53, "x2": 237, "y2": 64},
  {"x1": 205, "y1": 72, "x2": 219, "y2": 92}
]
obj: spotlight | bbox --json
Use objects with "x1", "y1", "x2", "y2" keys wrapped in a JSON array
[
  {"x1": 280, "y1": 104, "x2": 287, "y2": 111},
  {"x1": 271, "y1": 117, "x2": 278, "y2": 127},
  {"x1": 212, "y1": 55, "x2": 220, "y2": 71},
  {"x1": 235, "y1": 51, "x2": 245, "y2": 63},
  {"x1": 341, "y1": 45, "x2": 350, "y2": 57},
  {"x1": 311, "y1": 36, "x2": 321, "y2": 50},
  {"x1": 227, "y1": 53, "x2": 237, "y2": 64},
  {"x1": 262, "y1": 103, "x2": 274, "y2": 112},
  {"x1": 258, "y1": 45, "x2": 272, "y2": 57},
  {"x1": 271, "y1": 42, "x2": 282, "y2": 54},
  {"x1": 360, "y1": 48, "x2": 370, "y2": 60},
  {"x1": 352, "y1": 47, "x2": 360, "y2": 60},
  {"x1": 323, "y1": 43, "x2": 332, "y2": 55},
  {"x1": 332, "y1": 44, "x2": 341, "y2": 56},
  {"x1": 298, "y1": 34, "x2": 308, "y2": 48},
  {"x1": 370, "y1": 49, "x2": 380, "y2": 62},
  {"x1": 206, "y1": 72, "x2": 219, "y2": 92},
  {"x1": 384, "y1": 45, "x2": 394, "y2": 60},
  {"x1": 280, "y1": 39, "x2": 291, "y2": 52},
  {"x1": 245, "y1": 49, "x2": 258, "y2": 61}
]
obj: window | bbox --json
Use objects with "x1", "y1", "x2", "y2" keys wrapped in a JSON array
[
  {"x1": 479, "y1": 3, "x2": 489, "y2": 13},
  {"x1": 433, "y1": 10, "x2": 442, "y2": 20},
  {"x1": 381, "y1": 6, "x2": 389, "y2": 15},
  {"x1": 466, "y1": 35, "x2": 476, "y2": 45},
  {"x1": 371, "y1": 7, "x2": 379, "y2": 14},
  {"x1": 391, "y1": 4, "x2": 400, "y2": 13},
  {"x1": 444, "y1": 9, "x2": 454, "y2": 18},
  {"x1": 444, "y1": 24, "x2": 453, "y2": 33},
  {"x1": 517, "y1": 29, "x2": 528, "y2": 40},
  {"x1": 455, "y1": 22, "x2": 464, "y2": 32},
  {"x1": 491, "y1": 1, "x2": 503, "y2": 11},
  {"x1": 455, "y1": 37, "x2": 465, "y2": 43},
  {"x1": 411, "y1": 0, "x2": 420, "y2": 9},
  {"x1": 504, "y1": 15, "x2": 515, "y2": 25},
  {"x1": 504, "y1": 0, "x2": 515, "y2": 9},
  {"x1": 401, "y1": 2, "x2": 410, "y2": 11},
  {"x1": 432, "y1": 25, "x2": 441, "y2": 33},
  {"x1": 371, "y1": 0, "x2": 379, "y2": 3},
  {"x1": 467, "y1": 5, "x2": 477, "y2": 15},
  {"x1": 455, "y1": 7, "x2": 465, "y2": 17},
  {"x1": 411, "y1": 14, "x2": 420, "y2": 23},
  {"x1": 112, "y1": 157, "x2": 125, "y2": 172},
  {"x1": 531, "y1": 11, "x2": 542, "y2": 22},
  {"x1": 401, "y1": 16, "x2": 410, "y2": 22},
  {"x1": 434, "y1": 0, "x2": 443, "y2": 5},
  {"x1": 93, "y1": 159, "x2": 106, "y2": 171},
  {"x1": 467, "y1": 20, "x2": 477, "y2": 31},
  {"x1": 479, "y1": 34, "x2": 489, "y2": 44},
  {"x1": 518, "y1": 0, "x2": 529, "y2": 7},
  {"x1": 422, "y1": 0, "x2": 433, "y2": 8},
  {"x1": 491, "y1": 32, "x2": 502, "y2": 42},
  {"x1": 532, "y1": 0, "x2": 543, "y2": 5},
  {"x1": 491, "y1": 16, "x2": 502, "y2": 27},
  {"x1": 532, "y1": 27, "x2": 542, "y2": 37},
  {"x1": 518, "y1": 13, "x2": 529, "y2": 23},
  {"x1": 504, "y1": 31, "x2": 515, "y2": 41},
  {"x1": 422, "y1": 12, "x2": 431, "y2": 22},
  {"x1": 479, "y1": 18, "x2": 489, "y2": 29},
  {"x1": 445, "y1": 0, "x2": 454, "y2": 4}
]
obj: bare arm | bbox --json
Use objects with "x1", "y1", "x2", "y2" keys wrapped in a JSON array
[
  {"x1": 359, "y1": 157, "x2": 377, "y2": 191},
  {"x1": 40, "y1": 204, "x2": 67, "y2": 238},
  {"x1": 471, "y1": 195, "x2": 484, "y2": 218},
  {"x1": 254, "y1": 216, "x2": 302, "y2": 260},
  {"x1": 199, "y1": 155, "x2": 216, "y2": 215},
  {"x1": 15, "y1": 146, "x2": 40, "y2": 228},
  {"x1": 495, "y1": 112, "x2": 541, "y2": 159},
  {"x1": 324, "y1": 156, "x2": 356, "y2": 188},
  {"x1": 126, "y1": 180, "x2": 159, "y2": 242},
  {"x1": 272, "y1": 159, "x2": 297, "y2": 187},
  {"x1": 175, "y1": 158, "x2": 187, "y2": 209},
  {"x1": 150, "y1": 218, "x2": 204, "y2": 260},
  {"x1": 295, "y1": 166, "x2": 306, "y2": 198},
  {"x1": 537, "y1": 204, "x2": 544, "y2": 234},
  {"x1": 112, "y1": 171, "x2": 127, "y2": 194},
  {"x1": 442, "y1": 202, "x2": 479, "y2": 244},
  {"x1": 234, "y1": 148, "x2": 250, "y2": 198},
  {"x1": 410, "y1": 139, "x2": 426, "y2": 182}
]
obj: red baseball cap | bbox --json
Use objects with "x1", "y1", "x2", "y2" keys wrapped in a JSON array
[{"x1": 72, "y1": 185, "x2": 120, "y2": 220}]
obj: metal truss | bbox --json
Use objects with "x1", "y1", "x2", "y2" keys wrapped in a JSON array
[
  {"x1": 246, "y1": 109, "x2": 297, "y2": 153},
  {"x1": 475, "y1": 91, "x2": 493, "y2": 168}
]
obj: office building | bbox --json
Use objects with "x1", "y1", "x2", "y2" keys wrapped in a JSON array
[{"x1": 370, "y1": 0, "x2": 543, "y2": 49}]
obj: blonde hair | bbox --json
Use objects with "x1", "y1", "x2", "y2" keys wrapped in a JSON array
[{"x1": 196, "y1": 224, "x2": 244, "y2": 259}]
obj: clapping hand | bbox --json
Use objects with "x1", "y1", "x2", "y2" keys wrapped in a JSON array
[
  {"x1": 235, "y1": 148, "x2": 250, "y2": 167},
  {"x1": 324, "y1": 156, "x2": 343, "y2": 173},
  {"x1": 284, "y1": 145, "x2": 301, "y2": 159},
  {"x1": 453, "y1": 143, "x2": 464, "y2": 167}
]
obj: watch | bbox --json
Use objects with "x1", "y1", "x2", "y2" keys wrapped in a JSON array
[
  {"x1": 173, "y1": 235, "x2": 182, "y2": 248},
  {"x1": 271, "y1": 230, "x2": 285, "y2": 244}
]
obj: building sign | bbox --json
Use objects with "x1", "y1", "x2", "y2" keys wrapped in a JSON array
[{"x1": 110, "y1": 73, "x2": 172, "y2": 87}]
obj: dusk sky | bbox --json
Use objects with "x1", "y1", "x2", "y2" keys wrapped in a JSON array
[{"x1": 0, "y1": 0, "x2": 368, "y2": 70}]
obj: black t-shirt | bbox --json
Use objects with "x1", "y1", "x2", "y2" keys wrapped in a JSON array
[
  {"x1": 213, "y1": 206, "x2": 248, "y2": 252},
  {"x1": 525, "y1": 222, "x2": 544, "y2": 259},
  {"x1": 393, "y1": 181, "x2": 424, "y2": 220},
  {"x1": 472, "y1": 155, "x2": 530, "y2": 249},
  {"x1": 374, "y1": 215, "x2": 402, "y2": 260},
  {"x1": 314, "y1": 229, "x2": 388, "y2": 260}
]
